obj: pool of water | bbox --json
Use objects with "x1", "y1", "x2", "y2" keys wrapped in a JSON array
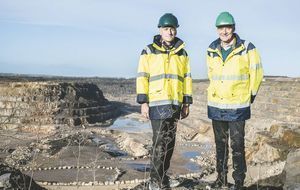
[
  {"x1": 182, "y1": 151, "x2": 201, "y2": 159},
  {"x1": 109, "y1": 117, "x2": 151, "y2": 133},
  {"x1": 184, "y1": 162, "x2": 201, "y2": 172},
  {"x1": 182, "y1": 151, "x2": 201, "y2": 172},
  {"x1": 126, "y1": 162, "x2": 150, "y2": 172}
]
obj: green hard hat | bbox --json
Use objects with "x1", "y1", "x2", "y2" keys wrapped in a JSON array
[
  {"x1": 158, "y1": 13, "x2": 179, "y2": 28},
  {"x1": 215, "y1": 12, "x2": 235, "y2": 27}
]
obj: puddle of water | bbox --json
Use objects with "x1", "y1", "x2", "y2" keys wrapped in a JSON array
[
  {"x1": 184, "y1": 162, "x2": 201, "y2": 172},
  {"x1": 104, "y1": 150, "x2": 127, "y2": 157},
  {"x1": 126, "y1": 162, "x2": 150, "y2": 172},
  {"x1": 182, "y1": 151, "x2": 203, "y2": 172},
  {"x1": 91, "y1": 137, "x2": 107, "y2": 146},
  {"x1": 182, "y1": 151, "x2": 200, "y2": 159},
  {"x1": 102, "y1": 143, "x2": 127, "y2": 157},
  {"x1": 109, "y1": 118, "x2": 151, "y2": 133}
]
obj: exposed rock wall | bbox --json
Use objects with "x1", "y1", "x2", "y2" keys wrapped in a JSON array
[
  {"x1": 283, "y1": 148, "x2": 300, "y2": 190},
  {"x1": 0, "y1": 82, "x2": 118, "y2": 131},
  {"x1": 252, "y1": 79, "x2": 300, "y2": 124},
  {"x1": 192, "y1": 78, "x2": 300, "y2": 125}
]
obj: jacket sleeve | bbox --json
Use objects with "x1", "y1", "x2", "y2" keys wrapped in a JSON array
[
  {"x1": 136, "y1": 48, "x2": 150, "y2": 104},
  {"x1": 206, "y1": 51, "x2": 213, "y2": 81},
  {"x1": 183, "y1": 51, "x2": 193, "y2": 104},
  {"x1": 248, "y1": 43, "x2": 263, "y2": 103}
]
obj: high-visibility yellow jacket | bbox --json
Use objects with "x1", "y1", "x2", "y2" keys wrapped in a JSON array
[
  {"x1": 206, "y1": 34, "x2": 263, "y2": 121},
  {"x1": 136, "y1": 35, "x2": 193, "y2": 119}
]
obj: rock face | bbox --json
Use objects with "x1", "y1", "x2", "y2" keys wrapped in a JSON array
[
  {"x1": 0, "y1": 82, "x2": 118, "y2": 132},
  {"x1": 283, "y1": 148, "x2": 300, "y2": 190},
  {"x1": 251, "y1": 78, "x2": 300, "y2": 124},
  {"x1": 246, "y1": 124, "x2": 300, "y2": 164},
  {"x1": 189, "y1": 78, "x2": 300, "y2": 126}
]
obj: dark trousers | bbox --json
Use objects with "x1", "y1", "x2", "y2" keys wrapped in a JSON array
[
  {"x1": 212, "y1": 120, "x2": 246, "y2": 182},
  {"x1": 150, "y1": 118, "x2": 178, "y2": 187}
]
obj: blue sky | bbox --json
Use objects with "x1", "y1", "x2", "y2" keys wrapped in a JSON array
[{"x1": 0, "y1": 0, "x2": 299, "y2": 78}]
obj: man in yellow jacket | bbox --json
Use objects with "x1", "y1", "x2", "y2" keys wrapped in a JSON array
[
  {"x1": 206, "y1": 12, "x2": 263, "y2": 190},
  {"x1": 136, "y1": 13, "x2": 192, "y2": 189}
]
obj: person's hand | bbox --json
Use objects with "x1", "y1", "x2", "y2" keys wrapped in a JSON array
[
  {"x1": 141, "y1": 103, "x2": 149, "y2": 119},
  {"x1": 181, "y1": 104, "x2": 189, "y2": 119}
]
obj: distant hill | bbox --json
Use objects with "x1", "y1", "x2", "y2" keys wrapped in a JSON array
[
  {"x1": 0, "y1": 73, "x2": 132, "y2": 82},
  {"x1": 1, "y1": 73, "x2": 298, "y2": 83}
]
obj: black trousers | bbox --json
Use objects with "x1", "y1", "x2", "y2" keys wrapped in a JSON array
[
  {"x1": 150, "y1": 118, "x2": 178, "y2": 187},
  {"x1": 212, "y1": 120, "x2": 247, "y2": 182}
]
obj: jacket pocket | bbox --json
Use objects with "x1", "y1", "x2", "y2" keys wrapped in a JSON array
[{"x1": 149, "y1": 80, "x2": 164, "y2": 94}]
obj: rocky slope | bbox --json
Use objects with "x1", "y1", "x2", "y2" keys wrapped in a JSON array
[{"x1": 0, "y1": 82, "x2": 119, "y2": 133}]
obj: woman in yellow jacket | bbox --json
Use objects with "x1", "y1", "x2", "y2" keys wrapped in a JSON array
[
  {"x1": 136, "y1": 13, "x2": 192, "y2": 189},
  {"x1": 206, "y1": 12, "x2": 263, "y2": 190}
]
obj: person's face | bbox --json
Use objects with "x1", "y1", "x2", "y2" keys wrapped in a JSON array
[
  {"x1": 217, "y1": 25, "x2": 234, "y2": 43},
  {"x1": 159, "y1": 27, "x2": 177, "y2": 43}
]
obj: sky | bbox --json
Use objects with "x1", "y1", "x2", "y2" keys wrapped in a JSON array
[{"x1": 0, "y1": 0, "x2": 299, "y2": 79}]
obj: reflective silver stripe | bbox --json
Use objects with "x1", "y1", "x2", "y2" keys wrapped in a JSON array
[
  {"x1": 208, "y1": 101, "x2": 250, "y2": 109},
  {"x1": 241, "y1": 41, "x2": 250, "y2": 55},
  {"x1": 250, "y1": 63, "x2": 262, "y2": 70},
  {"x1": 149, "y1": 74, "x2": 184, "y2": 82},
  {"x1": 184, "y1": 73, "x2": 192, "y2": 78},
  {"x1": 145, "y1": 46, "x2": 151, "y2": 54},
  {"x1": 149, "y1": 100, "x2": 181, "y2": 107},
  {"x1": 137, "y1": 72, "x2": 150, "y2": 78},
  {"x1": 211, "y1": 74, "x2": 249, "y2": 81}
]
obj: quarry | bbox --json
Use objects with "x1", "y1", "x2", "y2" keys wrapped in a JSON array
[{"x1": 0, "y1": 75, "x2": 299, "y2": 190}]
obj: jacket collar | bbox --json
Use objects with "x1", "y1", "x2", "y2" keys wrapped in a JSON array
[
  {"x1": 208, "y1": 33, "x2": 243, "y2": 52},
  {"x1": 152, "y1": 35, "x2": 185, "y2": 53}
]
